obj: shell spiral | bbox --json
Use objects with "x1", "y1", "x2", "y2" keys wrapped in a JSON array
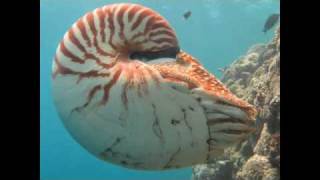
[{"x1": 53, "y1": 3, "x2": 178, "y2": 79}]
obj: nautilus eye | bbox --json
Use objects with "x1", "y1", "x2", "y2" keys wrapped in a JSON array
[{"x1": 52, "y1": 3, "x2": 257, "y2": 170}]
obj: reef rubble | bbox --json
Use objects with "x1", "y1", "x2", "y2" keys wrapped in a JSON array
[{"x1": 192, "y1": 26, "x2": 280, "y2": 180}]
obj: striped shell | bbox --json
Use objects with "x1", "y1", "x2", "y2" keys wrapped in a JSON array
[{"x1": 52, "y1": 3, "x2": 257, "y2": 170}]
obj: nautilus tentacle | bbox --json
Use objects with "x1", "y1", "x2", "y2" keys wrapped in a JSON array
[{"x1": 52, "y1": 3, "x2": 257, "y2": 170}]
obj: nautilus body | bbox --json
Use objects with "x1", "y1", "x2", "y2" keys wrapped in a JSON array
[{"x1": 52, "y1": 3, "x2": 257, "y2": 170}]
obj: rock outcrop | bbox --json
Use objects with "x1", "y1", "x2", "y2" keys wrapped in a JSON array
[{"x1": 192, "y1": 26, "x2": 280, "y2": 180}]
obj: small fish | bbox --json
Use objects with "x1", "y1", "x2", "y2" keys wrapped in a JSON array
[
  {"x1": 218, "y1": 67, "x2": 225, "y2": 73},
  {"x1": 218, "y1": 66, "x2": 229, "y2": 73},
  {"x1": 183, "y1": 10, "x2": 192, "y2": 20},
  {"x1": 263, "y1": 13, "x2": 280, "y2": 33}
]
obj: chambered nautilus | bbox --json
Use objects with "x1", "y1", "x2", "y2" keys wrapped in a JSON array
[{"x1": 52, "y1": 3, "x2": 257, "y2": 170}]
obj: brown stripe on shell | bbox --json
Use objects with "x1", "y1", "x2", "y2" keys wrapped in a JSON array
[
  {"x1": 76, "y1": 17, "x2": 91, "y2": 47},
  {"x1": 52, "y1": 56, "x2": 78, "y2": 79},
  {"x1": 131, "y1": 9, "x2": 154, "y2": 31},
  {"x1": 127, "y1": 5, "x2": 140, "y2": 23},
  {"x1": 59, "y1": 41, "x2": 84, "y2": 64},
  {"x1": 149, "y1": 29, "x2": 176, "y2": 39},
  {"x1": 105, "y1": 6, "x2": 117, "y2": 50},
  {"x1": 116, "y1": 5, "x2": 128, "y2": 41},
  {"x1": 100, "y1": 68, "x2": 122, "y2": 105},
  {"x1": 53, "y1": 56, "x2": 110, "y2": 83},
  {"x1": 151, "y1": 20, "x2": 171, "y2": 31},
  {"x1": 96, "y1": 8, "x2": 106, "y2": 42},
  {"x1": 121, "y1": 69, "x2": 134, "y2": 110},
  {"x1": 68, "y1": 28, "x2": 86, "y2": 53}
]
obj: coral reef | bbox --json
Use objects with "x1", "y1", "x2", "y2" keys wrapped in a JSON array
[{"x1": 192, "y1": 25, "x2": 280, "y2": 180}]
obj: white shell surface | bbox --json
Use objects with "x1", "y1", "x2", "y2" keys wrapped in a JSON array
[{"x1": 52, "y1": 66, "x2": 210, "y2": 170}]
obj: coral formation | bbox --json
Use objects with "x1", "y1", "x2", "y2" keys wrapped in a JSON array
[{"x1": 192, "y1": 25, "x2": 280, "y2": 180}]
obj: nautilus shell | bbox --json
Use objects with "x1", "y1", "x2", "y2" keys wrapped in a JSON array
[{"x1": 52, "y1": 3, "x2": 257, "y2": 170}]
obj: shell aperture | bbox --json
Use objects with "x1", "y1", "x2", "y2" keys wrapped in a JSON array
[{"x1": 52, "y1": 3, "x2": 257, "y2": 170}]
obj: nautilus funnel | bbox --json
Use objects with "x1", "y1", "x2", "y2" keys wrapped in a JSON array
[{"x1": 52, "y1": 3, "x2": 257, "y2": 170}]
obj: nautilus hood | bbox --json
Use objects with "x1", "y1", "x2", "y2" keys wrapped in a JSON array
[{"x1": 52, "y1": 3, "x2": 257, "y2": 170}]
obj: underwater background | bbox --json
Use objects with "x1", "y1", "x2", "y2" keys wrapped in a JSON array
[{"x1": 40, "y1": 0, "x2": 280, "y2": 179}]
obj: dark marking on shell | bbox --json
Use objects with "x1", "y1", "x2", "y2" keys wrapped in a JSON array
[
  {"x1": 190, "y1": 141, "x2": 195, "y2": 147},
  {"x1": 163, "y1": 147, "x2": 182, "y2": 169},
  {"x1": 151, "y1": 103, "x2": 164, "y2": 143},
  {"x1": 118, "y1": 110, "x2": 129, "y2": 127},
  {"x1": 206, "y1": 126, "x2": 214, "y2": 161},
  {"x1": 121, "y1": 160, "x2": 128, "y2": 165},
  {"x1": 181, "y1": 108, "x2": 192, "y2": 132},
  {"x1": 125, "y1": 154, "x2": 131, "y2": 158},
  {"x1": 207, "y1": 118, "x2": 245, "y2": 126},
  {"x1": 171, "y1": 119, "x2": 180, "y2": 125},
  {"x1": 207, "y1": 138, "x2": 219, "y2": 145},
  {"x1": 100, "y1": 137, "x2": 125, "y2": 158}
]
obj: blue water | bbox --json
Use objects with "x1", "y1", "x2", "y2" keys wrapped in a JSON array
[{"x1": 40, "y1": 0, "x2": 279, "y2": 179}]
